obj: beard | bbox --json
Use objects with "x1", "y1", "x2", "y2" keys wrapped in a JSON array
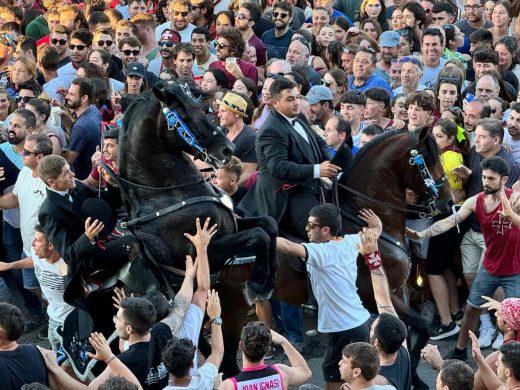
[
  {"x1": 7, "y1": 130, "x2": 24, "y2": 145},
  {"x1": 483, "y1": 186, "x2": 500, "y2": 194},
  {"x1": 66, "y1": 99, "x2": 81, "y2": 110}
]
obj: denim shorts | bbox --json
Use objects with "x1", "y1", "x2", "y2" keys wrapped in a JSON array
[{"x1": 467, "y1": 267, "x2": 520, "y2": 308}]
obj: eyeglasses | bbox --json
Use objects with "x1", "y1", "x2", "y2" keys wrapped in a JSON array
[
  {"x1": 16, "y1": 96, "x2": 34, "y2": 103},
  {"x1": 273, "y1": 11, "x2": 289, "y2": 18},
  {"x1": 216, "y1": 42, "x2": 229, "y2": 49},
  {"x1": 397, "y1": 29, "x2": 411, "y2": 36},
  {"x1": 235, "y1": 13, "x2": 250, "y2": 20},
  {"x1": 321, "y1": 79, "x2": 335, "y2": 87},
  {"x1": 23, "y1": 148, "x2": 38, "y2": 156},
  {"x1": 122, "y1": 49, "x2": 140, "y2": 56},
  {"x1": 50, "y1": 38, "x2": 67, "y2": 46},
  {"x1": 158, "y1": 41, "x2": 175, "y2": 47},
  {"x1": 306, "y1": 221, "x2": 322, "y2": 230},
  {"x1": 445, "y1": 106, "x2": 461, "y2": 115},
  {"x1": 173, "y1": 10, "x2": 189, "y2": 17},
  {"x1": 439, "y1": 76, "x2": 460, "y2": 84},
  {"x1": 69, "y1": 44, "x2": 87, "y2": 51},
  {"x1": 464, "y1": 4, "x2": 482, "y2": 11},
  {"x1": 442, "y1": 24, "x2": 454, "y2": 31},
  {"x1": 95, "y1": 40, "x2": 113, "y2": 47}
]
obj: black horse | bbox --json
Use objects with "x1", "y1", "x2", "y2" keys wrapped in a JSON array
[{"x1": 118, "y1": 81, "x2": 277, "y2": 299}]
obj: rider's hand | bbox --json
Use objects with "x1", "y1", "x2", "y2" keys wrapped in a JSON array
[
  {"x1": 405, "y1": 227, "x2": 423, "y2": 240},
  {"x1": 452, "y1": 165, "x2": 472, "y2": 180},
  {"x1": 87, "y1": 332, "x2": 113, "y2": 362},
  {"x1": 184, "y1": 217, "x2": 218, "y2": 248},
  {"x1": 206, "y1": 289, "x2": 221, "y2": 319},
  {"x1": 85, "y1": 217, "x2": 104, "y2": 241},
  {"x1": 185, "y1": 255, "x2": 198, "y2": 280},
  {"x1": 319, "y1": 161, "x2": 341, "y2": 179}
]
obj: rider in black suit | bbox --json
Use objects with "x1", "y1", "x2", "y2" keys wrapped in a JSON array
[
  {"x1": 238, "y1": 78, "x2": 341, "y2": 238},
  {"x1": 38, "y1": 155, "x2": 137, "y2": 306}
]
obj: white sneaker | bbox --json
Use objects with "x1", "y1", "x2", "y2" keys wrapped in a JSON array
[
  {"x1": 478, "y1": 327, "x2": 496, "y2": 349},
  {"x1": 492, "y1": 332, "x2": 504, "y2": 350}
]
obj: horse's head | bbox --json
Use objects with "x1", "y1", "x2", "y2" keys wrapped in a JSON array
[
  {"x1": 152, "y1": 81, "x2": 234, "y2": 167},
  {"x1": 407, "y1": 127, "x2": 454, "y2": 215}
]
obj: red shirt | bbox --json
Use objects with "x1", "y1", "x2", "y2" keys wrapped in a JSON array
[
  {"x1": 209, "y1": 59, "x2": 258, "y2": 87},
  {"x1": 476, "y1": 188, "x2": 520, "y2": 276}
]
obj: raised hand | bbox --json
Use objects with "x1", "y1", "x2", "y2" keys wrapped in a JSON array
[
  {"x1": 469, "y1": 330, "x2": 485, "y2": 362},
  {"x1": 356, "y1": 228, "x2": 379, "y2": 255},
  {"x1": 358, "y1": 208, "x2": 382, "y2": 233},
  {"x1": 87, "y1": 332, "x2": 113, "y2": 362},
  {"x1": 184, "y1": 217, "x2": 218, "y2": 248},
  {"x1": 185, "y1": 255, "x2": 198, "y2": 280},
  {"x1": 480, "y1": 295, "x2": 500, "y2": 312},
  {"x1": 206, "y1": 289, "x2": 221, "y2": 319},
  {"x1": 112, "y1": 286, "x2": 133, "y2": 309}
]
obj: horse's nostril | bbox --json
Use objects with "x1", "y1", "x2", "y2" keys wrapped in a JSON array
[{"x1": 223, "y1": 148, "x2": 232, "y2": 157}]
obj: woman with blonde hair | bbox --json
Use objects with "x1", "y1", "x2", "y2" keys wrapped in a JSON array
[{"x1": 9, "y1": 56, "x2": 37, "y2": 98}]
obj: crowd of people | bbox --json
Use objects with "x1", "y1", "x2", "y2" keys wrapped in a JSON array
[{"x1": 0, "y1": 0, "x2": 519, "y2": 389}]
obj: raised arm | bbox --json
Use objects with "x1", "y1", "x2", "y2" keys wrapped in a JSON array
[
  {"x1": 183, "y1": 217, "x2": 217, "y2": 311},
  {"x1": 0, "y1": 256, "x2": 33, "y2": 271},
  {"x1": 276, "y1": 237, "x2": 306, "y2": 258},
  {"x1": 205, "y1": 289, "x2": 224, "y2": 368},
  {"x1": 406, "y1": 195, "x2": 476, "y2": 239},
  {"x1": 469, "y1": 331, "x2": 505, "y2": 390},
  {"x1": 499, "y1": 192, "x2": 520, "y2": 227},
  {"x1": 271, "y1": 329, "x2": 312, "y2": 387}
]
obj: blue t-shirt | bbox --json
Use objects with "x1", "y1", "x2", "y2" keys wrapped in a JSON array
[
  {"x1": 0, "y1": 142, "x2": 22, "y2": 227},
  {"x1": 262, "y1": 28, "x2": 295, "y2": 60},
  {"x1": 348, "y1": 74, "x2": 393, "y2": 98},
  {"x1": 68, "y1": 105, "x2": 101, "y2": 180}
]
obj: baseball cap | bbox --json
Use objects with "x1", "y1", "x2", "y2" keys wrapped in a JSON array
[
  {"x1": 159, "y1": 29, "x2": 181, "y2": 43},
  {"x1": 216, "y1": 92, "x2": 248, "y2": 118},
  {"x1": 126, "y1": 62, "x2": 145, "y2": 78},
  {"x1": 379, "y1": 31, "x2": 400, "y2": 48},
  {"x1": 306, "y1": 85, "x2": 333, "y2": 105}
]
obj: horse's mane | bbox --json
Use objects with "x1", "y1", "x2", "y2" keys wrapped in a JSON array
[{"x1": 351, "y1": 128, "x2": 439, "y2": 169}]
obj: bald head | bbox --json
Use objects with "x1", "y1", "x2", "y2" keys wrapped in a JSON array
[
  {"x1": 286, "y1": 39, "x2": 310, "y2": 70},
  {"x1": 476, "y1": 74, "x2": 500, "y2": 99}
]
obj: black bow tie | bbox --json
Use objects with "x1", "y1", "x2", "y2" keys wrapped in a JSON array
[{"x1": 291, "y1": 118, "x2": 298, "y2": 126}]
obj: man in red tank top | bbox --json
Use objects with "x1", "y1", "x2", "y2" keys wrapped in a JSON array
[
  {"x1": 406, "y1": 156, "x2": 520, "y2": 361},
  {"x1": 219, "y1": 322, "x2": 311, "y2": 390}
]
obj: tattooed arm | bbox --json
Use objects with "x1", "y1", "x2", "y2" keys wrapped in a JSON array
[{"x1": 405, "y1": 195, "x2": 477, "y2": 239}]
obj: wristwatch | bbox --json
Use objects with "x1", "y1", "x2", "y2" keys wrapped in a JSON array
[{"x1": 210, "y1": 316, "x2": 223, "y2": 325}]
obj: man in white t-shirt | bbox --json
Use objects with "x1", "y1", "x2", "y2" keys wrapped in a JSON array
[
  {"x1": 277, "y1": 204, "x2": 382, "y2": 390},
  {"x1": 155, "y1": 0, "x2": 196, "y2": 42},
  {"x1": 0, "y1": 225, "x2": 73, "y2": 352}
]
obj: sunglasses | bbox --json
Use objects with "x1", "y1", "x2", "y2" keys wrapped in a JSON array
[
  {"x1": 291, "y1": 35, "x2": 309, "y2": 45},
  {"x1": 442, "y1": 24, "x2": 454, "y2": 31},
  {"x1": 321, "y1": 79, "x2": 334, "y2": 87},
  {"x1": 173, "y1": 10, "x2": 189, "y2": 17},
  {"x1": 235, "y1": 13, "x2": 250, "y2": 20},
  {"x1": 96, "y1": 40, "x2": 113, "y2": 47},
  {"x1": 158, "y1": 41, "x2": 175, "y2": 47},
  {"x1": 50, "y1": 38, "x2": 67, "y2": 46},
  {"x1": 342, "y1": 47, "x2": 355, "y2": 54},
  {"x1": 122, "y1": 49, "x2": 140, "y2": 56},
  {"x1": 23, "y1": 148, "x2": 39, "y2": 156},
  {"x1": 266, "y1": 72, "x2": 285, "y2": 79},
  {"x1": 273, "y1": 11, "x2": 289, "y2": 18},
  {"x1": 362, "y1": 46, "x2": 376, "y2": 54},
  {"x1": 393, "y1": 57, "x2": 421, "y2": 66},
  {"x1": 69, "y1": 44, "x2": 87, "y2": 51},
  {"x1": 445, "y1": 106, "x2": 461, "y2": 115},
  {"x1": 397, "y1": 29, "x2": 410, "y2": 37},
  {"x1": 306, "y1": 221, "x2": 322, "y2": 229},
  {"x1": 16, "y1": 96, "x2": 34, "y2": 103},
  {"x1": 216, "y1": 42, "x2": 229, "y2": 49},
  {"x1": 439, "y1": 76, "x2": 459, "y2": 84}
]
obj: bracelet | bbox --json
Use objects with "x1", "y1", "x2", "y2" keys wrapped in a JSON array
[
  {"x1": 364, "y1": 250, "x2": 382, "y2": 270},
  {"x1": 105, "y1": 355, "x2": 116, "y2": 364}
]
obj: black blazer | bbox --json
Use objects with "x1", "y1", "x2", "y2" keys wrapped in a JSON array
[
  {"x1": 238, "y1": 110, "x2": 329, "y2": 222},
  {"x1": 38, "y1": 183, "x2": 96, "y2": 304}
]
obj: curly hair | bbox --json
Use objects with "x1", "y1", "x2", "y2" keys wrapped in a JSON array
[
  {"x1": 162, "y1": 338, "x2": 196, "y2": 377},
  {"x1": 240, "y1": 321, "x2": 272, "y2": 362},
  {"x1": 219, "y1": 29, "x2": 246, "y2": 58}
]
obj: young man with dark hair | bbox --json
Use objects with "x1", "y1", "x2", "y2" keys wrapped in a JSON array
[
  {"x1": 420, "y1": 27, "x2": 446, "y2": 88},
  {"x1": 83, "y1": 127, "x2": 120, "y2": 189},
  {"x1": 173, "y1": 42, "x2": 195, "y2": 78},
  {"x1": 359, "y1": 124, "x2": 383, "y2": 147},
  {"x1": 146, "y1": 29, "x2": 180, "y2": 77},
  {"x1": 505, "y1": 102, "x2": 520, "y2": 162},
  {"x1": 58, "y1": 29, "x2": 93, "y2": 80},
  {"x1": 306, "y1": 85, "x2": 334, "y2": 128},
  {"x1": 235, "y1": 3, "x2": 266, "y2": 67},
  {"x1": 436, "y1": 360, "x2": 474, "y2": 390},
  {"x1": 456, "y1": 0, "x2": 492, "y2": 37},
  {"x1": 277, "y1": 204, "x2": 382, "y2": 390},
  {"x1": 161, "y1": 290, "x2": 223, "y2": 389},
  {"x1": 406, "y1": 90, "x2": 436, "y2": 131},
  {"x1": 210, "y1": 28, "x2": 258, "y2": 86},
  {"x1": 407, "y1": 155, "x2": 520, "y2": 360},
  {"x1": 262, "y1": 1, "x2": 294, "y2": 60},
  {"x1": 219, "y1": 321, "x2": 311, "y2": 389},
  {"x1": 348, "y1": 47, "x2": 393, "y2": 96},
  {"x1": 191, "y1": 27, "x2": 216, "y2": 72},
  {"x1": 49, "y1": 25, "x2": 71, "y2": 68},
  {"x1": 64, "y1": 77, "x2": 101, "y2": 179},
  {"x1": 127, "y1": 0, "x2": 147, "y2": 19},
  {"x1": 0, "y1": 302, "x2": 48, "y2": 388},
  {"x1": 323, "y1": 114, "x2": 353, "y2": 156},
  {"x1": 190, "y1": 0, "x2": 213, "y2": 31},
  {"x1": 88, "y1": 11, "x2": 111, "y2": 32},
  {"x1": 361, "y1": 88, "x2": 392, "y2": 130},
  {"x1": 431, "y1": 2, "x2": 455, "y2": 26},
  {"x1": 340, "y1": 91, "x2": 366, "y2": 148}
]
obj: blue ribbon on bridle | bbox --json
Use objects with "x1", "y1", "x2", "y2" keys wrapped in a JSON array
[
  {"x1": 162, "y1": 107, "x2": 205, "y2": 154},
  {"x1": 409, "y1": 150, "x2": 445, "y2": 199}
]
